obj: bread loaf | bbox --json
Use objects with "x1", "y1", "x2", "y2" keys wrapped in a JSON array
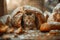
[{"x1": 40, "y1": 22, "x2": 60, "y2": 32}]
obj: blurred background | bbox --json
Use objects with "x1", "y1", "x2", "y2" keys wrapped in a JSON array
[
  {"x1": 44, "y1": 0, "x2": 59, "y2": 12},
  {"x1": 0, "y1": 0, "x2": 60, "y2": 16},
  {"x1": 6, "y1": 0, "x2": 44, "y2": 14}
]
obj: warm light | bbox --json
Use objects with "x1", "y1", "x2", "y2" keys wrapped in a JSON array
[{"x1": 6, "y1": 0, "x2": 10, "y2": 4}]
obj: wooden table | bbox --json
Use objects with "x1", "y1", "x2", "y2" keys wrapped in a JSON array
[{"x1": 0, "y1": 30, "x2": 60, "y2": 40}]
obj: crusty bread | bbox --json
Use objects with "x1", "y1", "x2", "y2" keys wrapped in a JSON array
[
  {"x1": 0, "y1": 25, "x2": 8, "y2": 33},
  {"x1": 40, "y1": 23, "x2": 51, "y2": 32},
  {"x1": 40, "y1": 22, "x2": 60, "y2": 32}
]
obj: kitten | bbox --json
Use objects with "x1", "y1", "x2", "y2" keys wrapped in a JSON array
[{"x1": 23, "y1": 13, "x2": 36, "y2": 30}]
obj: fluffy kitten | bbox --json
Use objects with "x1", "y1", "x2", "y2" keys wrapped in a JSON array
[{"x1": 23, "y1": 13, "x2": 36, "y2": 30}]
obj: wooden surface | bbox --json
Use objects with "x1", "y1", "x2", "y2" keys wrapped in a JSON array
[{"x1": 0, "y1": 30, "x2": 60, "y2": 40}]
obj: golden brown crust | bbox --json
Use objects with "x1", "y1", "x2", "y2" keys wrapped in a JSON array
[
  {"x1": 7, "y1": 27, "x2": 14, "y2": 33},
  {"x1": 40, "y1": 23, "x2": 51, "y2": 32},
  {"x1": 35, "y1": 12, "x2": 46, "y2": 24},
  {"x1": 0, "y1": 25, "x2": 8, "y2": 33},
  {"x1": 15, "y1": 27, "x2": 24, "y2": 34},
  {"x1": 40, "y1": 22, "x2": 60, "y2": 32}
]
